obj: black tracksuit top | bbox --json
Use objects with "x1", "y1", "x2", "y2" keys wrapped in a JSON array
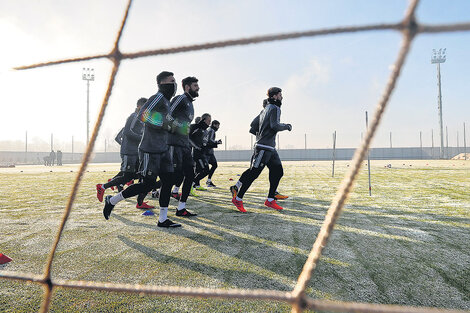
[
  {"x1": 138, "y1": 92, "x2": 171, "y2": 153},
  {"x1": 167, "y1": 93, "x2": 194, "y2": 148},
  {"x1": 120, "y1": 111, "x2": 143, "y2": 155},
  {"x1": 250, "y1": 102, "x2": 289, "y2": 150}
]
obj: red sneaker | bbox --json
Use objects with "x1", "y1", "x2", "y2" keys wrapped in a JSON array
[
  {"x1": 264, "y1": 199, "x2": 284, "y2": 210},
  {"x1": 136, "y1": 201, "x2": 155, "y2": 209},
  {"x1": 171, "y1": 192, "x2": 182, "y2": 200},
  {"x1": 96, "y1": 184, "x2": 105, "y2": 202},
  {"x1": 108, "y1": 179, "x2": 115, "y2": 191},
  {"x1": 231, "y1": 197, "x2": 246, "y2": 213}
]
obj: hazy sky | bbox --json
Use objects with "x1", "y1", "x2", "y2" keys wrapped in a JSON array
[{"x1": 1, "y1": 0, "x2": 469, "y2": 152}]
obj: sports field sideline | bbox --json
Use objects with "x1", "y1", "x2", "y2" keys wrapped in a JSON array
[{"x1": 0, "y1": 160, "x2": 469, "y2": 312}]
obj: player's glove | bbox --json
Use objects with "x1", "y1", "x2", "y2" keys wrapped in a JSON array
[{"x1": 286, "y1": 124, "x2": 292, "y2": 131}]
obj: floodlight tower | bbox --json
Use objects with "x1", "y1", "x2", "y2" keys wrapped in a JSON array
[
  {"x1": 431, "y1": 48, "x2": 446, "y2": 159},
  {"x1": 82, "y1": 68, "x2": 95, "y2": 145}
]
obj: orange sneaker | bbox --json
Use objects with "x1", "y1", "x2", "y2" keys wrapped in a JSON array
[
  {"x1": 136, "y1": 202, "x2": 155, "y2": 209},
  {"x1": 264, "y1": 199, "x2": 284, "y2": 210},
  {"x1": 231, "y1": 197, "x2": 246, "y2": 213},
  {"x1": 230, "y1": 185, "x2": 238, "y2": 198},
  {"x1": 274, "y1": 191, "x2": 288, "y2": 200},
  {"x1": 96, "y1": 184, "x2": 105, "y2": 202}
]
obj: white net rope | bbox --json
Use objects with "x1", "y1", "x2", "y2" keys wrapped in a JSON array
[{"x1": 2, "y1": 1, "x2": 470, "y2": 312}]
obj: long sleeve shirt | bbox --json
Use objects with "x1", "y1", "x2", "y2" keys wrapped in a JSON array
[
  {"x1": 138, "y1": 92, "x2": 171, "y2": 153},
  {"x1": 120, "y1": 112, "x2": 143, "y2": 155},
  {"x1": 167, "y1": 93, "x2": 194, "y2": 148},
  {"x1": 203, "y1": 126, "x2": 219, "y2": 155},
  {"x1": 189, "y1": 119, "x2": 209, "y2": 151},
  {"x1": 254, "y1": 102, "x2": 290, "y2": 150}
]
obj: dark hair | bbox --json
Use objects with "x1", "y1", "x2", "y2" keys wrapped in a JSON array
[
  {"x1": 262, "y1": 99, "x2": 268, "y2": 108},
  {"x1": 182, "y1": 76, "x2": 198, "y2": 89},
  {"x1": 211, "y1": 120, "x2": 220, "y2": 127},
  {"x1": 136, "y1": 97, "x2": 147, "y2": 107},
  {"x1": 201, "y1": 113, "x2": 211, "y2": 121},
  {"x1": 156, "y1": 71, "x2": 174, "y2": 84},
  {"x1": 195, "y1": 116, "x2": 201, "y2": 123},
  {"x1": 267, "y1": 87, "x2": 282, "y2": 98}
]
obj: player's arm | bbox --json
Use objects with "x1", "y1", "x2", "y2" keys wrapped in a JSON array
[
  {"x1": 138, "y1": 95, "x2": 168, "y2": 130},
  {"x1": 205, "y1": 130, "x2": 219, "y2": 148},
  {"x1": 204, "y1": 129, "x2": 218, "y2": 148},
  {"x1": 114, "y1": 128, "x2": 124, "y2": 145},
  {"x1": 190, "y1": 117, "x2": 210, "y2": 135},
  {"x1": 249, "y1": 114, "x2": 260, "y2": 135},
  {"x1": 167, "y1": 95, "x2": 188, "y2": 134},
  {"x1": 269, "y1": 107, "x2": 291, "y2": 132},
  {"x1": 189, "y1": 124, "x2": 202, "y2": 150},
  {"x1": 203, "y1": 129, "x2": 210, "y2": 145},
  {"x1": 123, "y1": 115, "x2": 142, "y2": 141}
]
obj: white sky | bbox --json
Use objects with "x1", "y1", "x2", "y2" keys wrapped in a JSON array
[{"x1": 0, "y1": 0, "x2": 469, "y2": 152}]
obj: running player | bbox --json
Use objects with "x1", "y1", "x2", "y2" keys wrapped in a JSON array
[
  {"x1": 95, "y1": 98, "x2": 154, "y2": 209},
  {"x1": 204, "y1": 120, "x2": 222, "y2": 187},
  {"x1": 230, "y1": 87, "x2": 291, "y2": 212},
  {"x1": 167, "y1": 76, "x2": 200, "y2": 216},
  {"x1": 190, "y1": 113, "x2": 211, "y2": 190},
  {"x1": 231, "y1": 99, "x2": 289, "y2": 200},
  {"x1": 103, "y1": 71, "x2": 180, "y2": 227}
]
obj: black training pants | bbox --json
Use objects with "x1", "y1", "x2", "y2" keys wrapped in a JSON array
[{"x1": 237, "y1": 148, "x2": 283, "y2": 199}]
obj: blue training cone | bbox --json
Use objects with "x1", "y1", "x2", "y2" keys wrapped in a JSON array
[{"x1": 142, "y1": 210, "x2": 154, "y2": 216}]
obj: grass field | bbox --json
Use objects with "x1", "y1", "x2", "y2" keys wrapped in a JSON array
[{"x1": 0, "y1": 160, "x2": 469, "y2": 312}]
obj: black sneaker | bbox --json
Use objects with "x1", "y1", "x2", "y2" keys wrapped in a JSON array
[
  {"x1": 206, "y1": 181, "x2": 217, "y2": 188},
  {"x1": 230, "y1": 185, "x2": 238, "y2": 198},
  {"x1": 157, "y1": 219, "x2": 181, "y2": 228},
  {"x1": 103, "y1": 195, "x2": 115, "y2": 220},
  {"x1": 176, "y1": 208, "x2": 197, "y2": 217},
  {"x1": 137, "y1": 193, "x2": 146, "y2": 206}
]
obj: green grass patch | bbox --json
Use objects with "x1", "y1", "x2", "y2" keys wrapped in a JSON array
[{"x1": 0, "y1": 160, "x2": 469, "y2": 312}]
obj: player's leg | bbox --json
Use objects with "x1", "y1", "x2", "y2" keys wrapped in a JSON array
[
  {"x1": 156, "y1": 149, "x2": 181, "y2": 227},
  {"x1": 231, "y1": 149, "x2": 267, "y2": 212},
  {"x1": 97, "y1": 155, "x2": 138, "y2": 202},
  {"x1": 236, "y1": 166, "x2": 263, "y2": 199},
  {"x1": 102, "y1": 151, "x2": 157, "y2": 219},
  {"x1": 176, "y1": 146, "x2": 197, "y2": 216},
  {"x1": 231, "y1": 149, "x2": 265, "y2": 198},
  {"x1": 193, "y1": 153, "x2": 209, "y2": 190},
  {"x1": 264, "y1": 152, "x2": 284, "y2": 210},
  {"x1": 111, "y1": 171, "x2": 124, "y2": 191},
  {"x1": 230, "y1": 166, "x2": 262, "y2": 213},
  {"x1": 103, "y1": 174, "x2": 157, "y2": 220},
  {"x1": 171, "y1": 173, "x2": 183, "y2": 200},
  {"x1": 97, "y1": 155, "x2": 127, "y2": 199},
  {"x1": 180, "y1": 149, "x2": 196, "y2": 204},
  {"x1": 206, "y1": 154, "x2": 218, "y2": 187}
]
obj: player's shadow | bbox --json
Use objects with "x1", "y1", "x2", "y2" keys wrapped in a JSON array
[
  {"x1": 117, "y1": 234, "x2": 294, "y2": 291},
  {"x1": 112, "y1": 213, "x2": 333, "y2": 287},
  {"x1": 200, "y1": 189, "x2": 470, "y2": 240},
  {"x1": 287, "y1": 194, "x2": 470, "y2": 232},
  {"x1": 192, "y1": 193, "x2": 434, "y2": 250},
  {"x1": 111, "y1": 189, "x2": 468, "y2": 286},
  {"x1": 203, "y1": 184, "x2": 470, "y2": 226},
  {"x1": 113, "y1": 214, "x2": 159, "y2": 231}
]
